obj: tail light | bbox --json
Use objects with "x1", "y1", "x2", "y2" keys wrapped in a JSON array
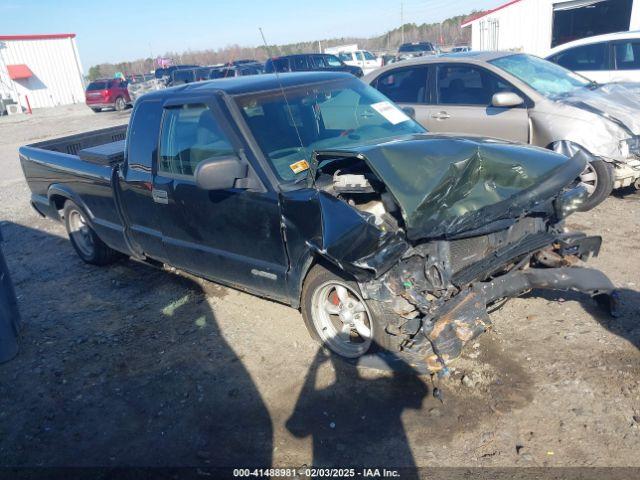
[{"x1": 102, "y1": 89, "x2": 110, "y2": 98}]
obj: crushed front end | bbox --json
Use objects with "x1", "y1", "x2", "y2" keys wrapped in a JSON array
[
  {"x1": 296, "y1": 135, "x2": 618, "y2": 373},
  {"x1": 360, "y1": 221, "x2": 616, "y2": 372}
]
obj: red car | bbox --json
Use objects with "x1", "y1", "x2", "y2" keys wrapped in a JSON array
[{"x1": 85, "y1": 78, "x2": 131, "y2": 113}]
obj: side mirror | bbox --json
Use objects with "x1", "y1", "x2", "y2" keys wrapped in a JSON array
[
  {"x1": 401, "y1": 106, "x2": 416, "y2": 119},
  {"x1": 491, "y1": 91, "x2": 524, "y2": 108},
  {"x1": 194, "y1": 155, "x2": 248, "y2": 190}
]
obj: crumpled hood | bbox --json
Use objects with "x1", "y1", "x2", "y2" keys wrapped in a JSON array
[
  {"x1": 314, "y1": 134, "x2": 585, "y2": 240},
  {"x1": 558, "y1": 83, "x2": 640, "y2": 136}
]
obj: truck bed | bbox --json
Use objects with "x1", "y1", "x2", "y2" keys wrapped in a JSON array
[
  {"x1": 28, "y1": 125, "x2": 127, "y2": 157},
  {"x1": 19, "y1": 125, "x2": 129, "y2": 252}
]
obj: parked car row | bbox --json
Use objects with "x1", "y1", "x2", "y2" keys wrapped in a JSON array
[{"x1": 265, "y1": 54, "x2": 364, "y2": 77}]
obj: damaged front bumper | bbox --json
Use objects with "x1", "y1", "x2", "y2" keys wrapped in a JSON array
[
  {"x1": 421, "y1": 266, "x2": 616, "y2": 371},
  {"x1": 360, "y1": 234, "x2": 618, "y2": 373},
  {"x1": 612, "y1": 157, "x2": 640, "y2": 189}
]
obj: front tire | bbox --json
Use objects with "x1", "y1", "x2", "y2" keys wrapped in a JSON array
[
  {"x1": 63, "y1": 201, "x2": 122, "y2": 265},
  {"x1": 301, "y1": 264, "x2": 393, "y2": 358},
  {"x1": 578, "y1": 159, "x2": 613, "y2": 211}
]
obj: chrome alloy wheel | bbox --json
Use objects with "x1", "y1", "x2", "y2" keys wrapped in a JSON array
[
  {"x1": 67, "y1": 209, "x2": 94, "y2": 257},
  {"x1": 310, "y1": 281, "x2": 373, "y2": 358},
  {"x1": 579, "y1": 163, "x2": 598, "y2": 196}
]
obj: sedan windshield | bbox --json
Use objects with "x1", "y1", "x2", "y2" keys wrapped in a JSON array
[
  {"x1": 490, "y1": 53, "x2": 591, "y2": 98},
  {"x1": 235, "y1": 78, "x2": 425, "y2": 181}
]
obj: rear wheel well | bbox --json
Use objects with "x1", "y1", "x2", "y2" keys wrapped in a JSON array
[{"x1": 49, "y1": 194, "x2": 68, "y2": 212}]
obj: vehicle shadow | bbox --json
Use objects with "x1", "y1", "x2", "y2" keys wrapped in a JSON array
[
  {"x1": 286, "y1": 347, "x2": 429, "y2": 473},
  {"x1": 0, "y1": 221, "x2": 273, "y2": 467},
  {"x1": 612, "y1": 185, "x2": 640, "y2": 202},
  {"x1": 521, "y1": 288, "x2": 640, "y2": 350}
]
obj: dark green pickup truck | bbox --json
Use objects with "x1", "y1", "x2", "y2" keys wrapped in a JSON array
[{"x1": 19, "y1": 72, "x2": 617, "y2": 372}]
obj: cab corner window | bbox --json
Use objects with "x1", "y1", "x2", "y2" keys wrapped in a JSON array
[
  {"x1": 159, "y1": 104, "x2": 235, "y2": 177},
  {"x1": 375, "y1": 67, "x2": 428, "y2": 104}
]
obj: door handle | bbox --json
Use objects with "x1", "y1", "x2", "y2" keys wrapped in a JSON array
[
  {"x1": 152, "y1": 188, "x2": 169, "y2": 204},
  {"x1": 431, "y1": 111, "x2": 451, "y2": 120}
]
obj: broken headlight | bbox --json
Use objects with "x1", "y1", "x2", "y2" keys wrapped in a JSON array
[
  {"x1": 554, "y1": 185, "x2": 588, "y2": 220},
  {"x1": 620, "y1": 136, "x2": 640, "y2": 158}
]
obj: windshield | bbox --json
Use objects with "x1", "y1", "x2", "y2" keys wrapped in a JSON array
[
  {"x1": 490, "y1": 53, "x2": 591, "y2": 98},
  {"x1": 235, "y1": 78, "x2": 425, "y2": 181},
  {"x1": 399, "y1": 43, "x2": 432, "y2": 53}
]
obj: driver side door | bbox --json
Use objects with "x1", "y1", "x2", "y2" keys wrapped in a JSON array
[{"x1": 152, "y1": 100, "x2": 290, "y2": 300}]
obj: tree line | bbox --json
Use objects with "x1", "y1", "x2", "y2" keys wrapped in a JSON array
[{"x1": 87, "y1": 13, "x2": 478, "y2": 80}]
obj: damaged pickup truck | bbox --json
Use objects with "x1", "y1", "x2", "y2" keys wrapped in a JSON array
[{"x1": 19, "y1": 72, "x2": 618, "y2": 372}]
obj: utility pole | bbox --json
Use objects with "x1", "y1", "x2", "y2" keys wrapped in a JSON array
[{"x1": 401, "y1": 1, "x2": 405, "y2": 44}]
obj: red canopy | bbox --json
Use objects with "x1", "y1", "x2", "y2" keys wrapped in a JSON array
[{"x1": 7, "y1": 64, "x2": 33, "y2": 80}]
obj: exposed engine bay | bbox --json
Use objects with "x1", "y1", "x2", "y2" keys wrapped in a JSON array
[{"x1": 309, "y1": 152, "x2": 617, "y2": 373}]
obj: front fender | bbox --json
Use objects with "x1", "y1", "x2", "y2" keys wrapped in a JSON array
[{"x1": 548, "y1": 140, "x2": 608, "y2": 163}]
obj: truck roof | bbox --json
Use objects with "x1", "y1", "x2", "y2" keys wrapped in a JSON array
[{"x1": 142, "y1": 71, "x2": 354, "y2": 98}]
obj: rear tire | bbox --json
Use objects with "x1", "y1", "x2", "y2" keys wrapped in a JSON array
[
  {"x1": 91, "y1": 107, "x2": 101, "y2": 113},
  {"x1": 114, "y1": 96, "x2": 126, "y2": 112},
  {"x1": 578, "y1": 159, "x2": 613, "y2": 211},
  {"x1": 63, "y1": 201, "x2": 122, "y2": 265},
  {"x1": 301, "y1": 264, "x2": 394, "y2": 358}
]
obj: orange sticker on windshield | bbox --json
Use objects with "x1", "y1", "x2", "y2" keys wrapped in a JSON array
[{"x1": 289, "y1": 159, "x2": 310, "y2": 174}]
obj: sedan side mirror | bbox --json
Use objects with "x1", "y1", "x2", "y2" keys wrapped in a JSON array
[
  {"x1": 195, "y1": 155, "x2": 248, "y2": 190},
  {"x1": 491, "y1": 91, "x2": 524, "y2": 108},
  {"x1": 401, "y1": 106, "x2": 416, "y2": 119}
]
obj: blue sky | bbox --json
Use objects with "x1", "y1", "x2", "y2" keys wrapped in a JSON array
[{"x1": 2, "y1": 0, "x2": 501, "y2": 70}]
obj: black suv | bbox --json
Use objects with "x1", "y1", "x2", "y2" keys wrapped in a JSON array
[{"x1": 264, "y1": 54, "x2": 363, "y2": 77}]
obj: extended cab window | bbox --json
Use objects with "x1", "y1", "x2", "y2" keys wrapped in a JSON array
[
  {"x1": 375, "y1": 67, "x2": 428, "y2": 103},
  {"x1": 159, "y1": 104, "x2": 234, "y2": 177}
]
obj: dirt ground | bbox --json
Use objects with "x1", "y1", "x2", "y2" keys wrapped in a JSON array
[{"x1": 0, "y1": 104, "x2": 639, "y2": 471}]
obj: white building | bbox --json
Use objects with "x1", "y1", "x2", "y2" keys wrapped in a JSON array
[
  {"x1": 0, "y1": 33, "x2": 85, "y2": 111},
  {"x1": 462, "y1": 0, "x2": 640, "y2": 57}
]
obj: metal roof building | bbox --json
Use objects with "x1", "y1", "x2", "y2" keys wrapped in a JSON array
[
  {"x1": 0, "y1": 33, "x2": 85, "y2": 111},
  {"x1": 462, "y1": 0, "x2": 640, "y2": 56}
]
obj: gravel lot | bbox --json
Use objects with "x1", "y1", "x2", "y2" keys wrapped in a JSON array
[{"x1": 0, "y1": 104, "x2": 639, "y2": 470}]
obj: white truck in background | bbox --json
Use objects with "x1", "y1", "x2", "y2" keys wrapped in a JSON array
[{"x1": 324, "y1": 44, "x2": 382, "y2": 75}]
